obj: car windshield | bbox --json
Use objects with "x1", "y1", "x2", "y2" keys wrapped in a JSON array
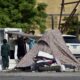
[{"x1": 63, "y1": 36, "x2": 80, "y2": 43}]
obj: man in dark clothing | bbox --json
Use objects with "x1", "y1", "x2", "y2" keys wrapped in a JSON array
[
  {"x1": 1, "y1": 39, "x2": 10, "y2": 70},
  {"x1": 17, "y1": 36, "x2": 27, "y2": 60}
]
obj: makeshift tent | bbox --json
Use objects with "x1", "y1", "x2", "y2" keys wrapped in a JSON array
[{"x1": 16, "y1": 29, "x2": 80, "y2": 69}]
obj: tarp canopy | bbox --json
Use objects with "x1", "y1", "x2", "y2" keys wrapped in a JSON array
[
  {"x1": 16, "y1": 29, "x2": 80, "y2": 68},
  {"x1": 6, "y1": 31, "x2": 41, "y2": 38}
]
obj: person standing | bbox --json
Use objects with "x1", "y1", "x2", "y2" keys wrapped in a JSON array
[
  {"x1": 28, "y1": 37, "x2": 36, "y2": 49},
  {"x1": 17, "y1": 36, "x2": 27, "y2": 60},
  {"x1": 1, "y1": 39, "x2": 10, "y2": 70},
  {"x1": 27, "y1": 30, "x2": 36, "y2": 49}
]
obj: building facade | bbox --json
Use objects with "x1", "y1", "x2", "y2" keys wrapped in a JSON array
[{"x1": 37, "y1": 0, "x2": 80, "y2": 32}]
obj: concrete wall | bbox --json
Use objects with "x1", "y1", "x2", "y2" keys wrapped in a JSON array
[{"x1": 37, "y1": 0, "x2": 79, "y2": 14}]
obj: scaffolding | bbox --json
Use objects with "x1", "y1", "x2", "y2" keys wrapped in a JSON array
[{"x1": 59, "y1": 0, "x2": 80, "y2": 32}]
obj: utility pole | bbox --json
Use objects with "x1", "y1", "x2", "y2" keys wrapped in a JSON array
[
  {"x1": 49, "y1": 14, "x2": 54, "y2": 29},
  {"x1": 58, "y1": 0, "x2": 64, "y2": 30},
  {"x1": 51, "y1": 14, "x2": 54, "y2": 29}
]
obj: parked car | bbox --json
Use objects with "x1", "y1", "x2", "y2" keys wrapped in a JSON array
[{"x1": 62, "y1": 34, "x2": 80, "y2": 58}]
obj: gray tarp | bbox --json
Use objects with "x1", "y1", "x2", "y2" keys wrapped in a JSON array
[{"x1": 16, "y1": 29, "x2": 80, "y2": 68}]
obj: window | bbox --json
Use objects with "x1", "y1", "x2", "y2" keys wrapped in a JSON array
[
  {"x1": 63, "y1": 36, "x2": 80, "y2": 43},
  {"x1": 0, "y1": 30, "x2": 4, "y2": 44}
]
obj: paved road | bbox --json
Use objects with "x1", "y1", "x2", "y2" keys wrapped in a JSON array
[{"x1": 0, "y1": 72, "x2": 80, "y2": 80}]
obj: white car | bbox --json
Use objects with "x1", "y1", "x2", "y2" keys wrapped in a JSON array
[{"x1": 62, "y1": 35, "x2": 80, "y2": 58}]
